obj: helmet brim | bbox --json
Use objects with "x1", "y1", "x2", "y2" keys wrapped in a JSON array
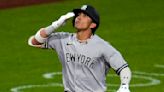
[{"x1": 73, "y1": 9, "x2": 95, "y2": 23}]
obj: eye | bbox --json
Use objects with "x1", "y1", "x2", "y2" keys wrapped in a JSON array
[
  {"x1": 81, "y1": 12, "x2": 87, "y2": 16},
  {"x1": 77, "y1": 12, "x2": 84, "y2": 16},
  {"x1": 77, "y1": 12, "x2": 81, "y2": 16}
]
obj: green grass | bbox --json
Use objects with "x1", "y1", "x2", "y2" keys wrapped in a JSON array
[{"x1": 0, "y1": 0, "x2": 164, "y2": 92}]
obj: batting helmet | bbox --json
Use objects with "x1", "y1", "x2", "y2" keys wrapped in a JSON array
[{"x1": 72, "y1": 5, "x2": 100, "y2": 34}]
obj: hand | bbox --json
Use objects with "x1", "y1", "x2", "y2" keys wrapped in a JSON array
[
  {"x1": 52, "y1": 12, "x2": 75, "y2": 28},
  {"x1": 116, "y1": 84, "x2": 130, "y2": 92}
]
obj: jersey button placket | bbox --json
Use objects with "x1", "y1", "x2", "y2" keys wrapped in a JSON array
[
  {"x1": 73, "y1": 41, "x2": 78, "y2": 91},
  {"x1": 74, "y1": 58, "x2": 78, "y2": 91}
]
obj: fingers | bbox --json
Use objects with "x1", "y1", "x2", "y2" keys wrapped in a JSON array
[
  {"x1": 51, "y1": 12, "x2": 75, "y2": 29},
  {"x1": 64, "y1": 12, "x2": 75, "y2": 19},
  {"x1": 57, "y1": 12, "x2": 75, "y2": 24}
]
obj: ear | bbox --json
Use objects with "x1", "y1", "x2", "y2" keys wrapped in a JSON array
[{"x1": 90, "y1": 23, "x2": 97, "y2": 29}]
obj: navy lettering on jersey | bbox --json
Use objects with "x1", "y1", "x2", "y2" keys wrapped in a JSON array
[{"x1": 66, "y1": 53, "x2": 95, "y2": 68}]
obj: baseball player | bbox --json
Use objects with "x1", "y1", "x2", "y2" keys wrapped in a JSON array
[{"x1": 28, "y1": 5, "x2": 131, "y2": 92}]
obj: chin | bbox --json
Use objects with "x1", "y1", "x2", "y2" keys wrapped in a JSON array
[{"x1": 75, "y1": 26, "x2": 82, "y2": 30}]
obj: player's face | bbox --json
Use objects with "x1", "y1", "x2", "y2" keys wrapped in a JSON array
[{"x1": 74, "y1": 12, "x2": 94, "y2": 31}]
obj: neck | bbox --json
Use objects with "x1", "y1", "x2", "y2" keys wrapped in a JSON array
[{"x1": 76, "y1": 29, "x2": 92, "y2": 41}]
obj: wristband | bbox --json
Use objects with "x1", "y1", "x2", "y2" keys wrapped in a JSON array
[{"x1": 34, "y1": 30, "x2": 47, "y2": 43}]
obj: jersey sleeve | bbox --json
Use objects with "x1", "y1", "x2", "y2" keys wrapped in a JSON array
[
  {"x1": 102, "y1": 42, "x2": 128, "y2": 75},
  {"x1": 41, "y1": 32, "x2": 69, "y2": 50}
]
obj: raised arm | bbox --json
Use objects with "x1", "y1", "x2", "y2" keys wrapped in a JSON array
[{"x1": 28, "y1": 12, "x2": 75, "y2": 47}]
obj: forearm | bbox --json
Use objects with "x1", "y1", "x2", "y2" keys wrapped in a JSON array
[
  {"x1": 28, "y1": 12, "x2": 75, "y2": 47},
  {"x1": 34, "y1": 25, "x2": 56, "y2": 42}
]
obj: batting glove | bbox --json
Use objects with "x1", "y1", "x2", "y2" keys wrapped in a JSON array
[
  {"x1": 52, "y1": 12, "x2": 75, "y2": 29},
  {"x1": 116, "y1": 84, "x2": 130, "y2": 92},
  {"x1": 44, "y1": 12, "x2": 75, "y2": 36}
]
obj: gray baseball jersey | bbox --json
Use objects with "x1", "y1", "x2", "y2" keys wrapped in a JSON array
[{"x1": 42, "y1": 32, "x2": 128, "y2": 92}]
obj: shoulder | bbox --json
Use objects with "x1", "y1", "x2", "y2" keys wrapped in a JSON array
[
  {"x1": 93, "y1": 35, "x2": 111, "y2": 46},
  {"x1": 43, "y1": 32, "x2": 73, "y2": 49},
  {"x1": 93, "y1": 35, "x2": 117, "y2": 53}
]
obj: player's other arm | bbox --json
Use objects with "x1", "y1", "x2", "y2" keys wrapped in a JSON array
[
  {"x1": 102, "y1": 44, "x2": 132, "y2": 92},
  {"x1": 28, "y1": 12, "x2": 75, "y2": 47}
]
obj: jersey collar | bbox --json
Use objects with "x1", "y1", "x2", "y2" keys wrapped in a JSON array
[{"x1": 73, "y1": 33, "x2": 94, "y2": 44}]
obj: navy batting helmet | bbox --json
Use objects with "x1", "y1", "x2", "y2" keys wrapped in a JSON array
[{"x1": 72, "y1": 5, "x2": 100, "y2": 34}]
